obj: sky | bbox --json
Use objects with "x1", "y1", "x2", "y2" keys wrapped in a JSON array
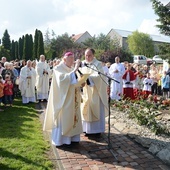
[{"x1": 0, "y1": 0, "x2": 170, "y2": 41}]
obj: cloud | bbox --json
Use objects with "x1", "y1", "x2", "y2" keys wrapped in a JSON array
[
  {"x1": 0, "y1": 0, "x2": 169, "y2": 41},
  {"x1": 0, "y1": 0, "x2": 67, "y2": 36},
  {"x1": 138, "y1": 19, "x2": 160, "y2": 35},
  {"x1": 42, "y1": 0, "x2": 141, "y2": 36}
]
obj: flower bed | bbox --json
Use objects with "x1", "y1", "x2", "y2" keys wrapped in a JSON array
[{"x1": 112, "y1": 96, "x2": 170, "y2": 135}]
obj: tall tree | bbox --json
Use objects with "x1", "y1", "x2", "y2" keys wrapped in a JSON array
[
  {"x1": 96, "y1": 33, "x2": 112, "y2": 51},
  {"x1": 23, "y1": 34, "x2": 30, "y2": 60},
  {"x1": 151, "y1": 0, "x2": 170, "y2": 61},
  {"x1": 44, "y1": 29, "x2": 54, "y2": 60},
  {"x1": 37, "y1": 30, "x2": 44, "y2": 57},
  {"x1": 15, "y1": 41, "x2": 18, "y2": 60},
  {"x1": 127, "y1": 31, "x2": 154, "y2": 57},
  {"x1": 51, "y1": 30, "x2": 56, "y2": 38},
  {"x1": 33, "y1": 29, "x2": 39, "y2": 59},
  {"x1": 18, "y1": 37, "x2": 24, "y2": 60},
  {"x1": 82, "y1": 33, "x2": 118, "y2": 51},
  {"x1": 2, "y1": 29, "x2": 11, "y2": 51},
  {"x1": 151, "y1": 0, "x2": 170, "y2": 36},
  {"x1": 44, "y1": 28, "x2": 51, "y2": 48},
  {"x1": 28, "y1": 34, "x2": 33, "y2": 60},
  {"x1": 50, "y1": 33, "x2": 74, "y2": 58},
  {"x1": 11, "y1": 40, "x2": 15, "y2": 59}
]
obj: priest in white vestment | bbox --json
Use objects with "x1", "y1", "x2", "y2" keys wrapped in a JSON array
[
  {"x1": 35, "y1": 55, "x2": 51, "y2": 102},
  {"x1": 109, "y1": 56, "x2": 125, "y2": 100},
  {"x1": 19, "y1": 60, "x2": 36, "y2": 104},
  {"x1": 80, "y1": 48, "x2": 108, "y2": 136},
  {"x1": 43, "y1": 52, "x2": 83, "y2": 146}
]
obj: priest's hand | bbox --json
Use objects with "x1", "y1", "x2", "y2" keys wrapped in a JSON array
[{"x1": 74, "y1": 59, "x2": 81, "y2": 72}]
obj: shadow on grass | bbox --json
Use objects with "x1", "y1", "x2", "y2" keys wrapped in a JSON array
[
  {"x1": 0, "y1": 98, "x2": 53, "y2": 170},
  {"x1": 0, "y1": 163, "x2": 16, "y2": 170},
  {"x1": 0, "y1": 148, "x2": 47, "y2": 170},
  {"x1": 0, "y1": 98, "x2": 39, "y2": 139}
]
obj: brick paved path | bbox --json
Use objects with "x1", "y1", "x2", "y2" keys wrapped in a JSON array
[
  {"x1": 52, "y1": 125, "x2": 169, "y2": 170},
  {"x1": 39, "y1": 103, "x2": 170, "y2": 170}
]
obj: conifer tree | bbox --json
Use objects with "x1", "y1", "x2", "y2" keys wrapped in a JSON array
[
  {"x1": 11, "y1": 40, "x2": 15, "y2": 59},
  {"x1": 44, "y1": 28, "x2": 51, "y2": 48},
  {"x1": 151, "y1": 0, "x2": 170, "y2": 60},
  {"x1": 2, "y1": 29, "x2": 11, "y2": 51},
  {"x1": 151, "y1": 0, "x2": 170, "y2": 36},
  {"x1": 37, "y1": 30, "x2": 44, "y2": 58},
  {"x1": 15, "y1": 41, "x2": 18, "y2": 60},
  {"x1": 28, "y1": 34, "x2": 33, "y2": 60},
  {"x1": 18, "y1": 37, "x2": 24, "y2": 59},
  {"x1": 23, "y1": 34, "x2": 30, "y2": 60},
  {"x1": 33, "y1": 29, "x2": 39, "y2": 59}
]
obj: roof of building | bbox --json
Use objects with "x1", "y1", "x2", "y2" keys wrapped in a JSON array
[
  {"x1": 166, "y1": 2, "x2": 170, "y2": 8},
  {"x1": 72, "y1": 31, "x2": 92, "y2": 42},
  {"x1": 110, "y1": 28, "x2": 170, "y2": 43},
  {"x1": 72, "y1": 33, "x2": 84, "y2": 42}
]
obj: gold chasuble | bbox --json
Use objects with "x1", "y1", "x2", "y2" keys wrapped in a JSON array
[
  {"x1": 43, "y1": 62, "x2": 83, "y2": 137},
  {"x1": 81, "y1": 58, "x2": 109, "y2": 122}
]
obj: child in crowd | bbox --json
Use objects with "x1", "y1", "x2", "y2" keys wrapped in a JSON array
[
  {"x1": 143, "y1": 72, "x2": 154, "y2": 99},
  {"x1": 149, "y1": 65, "x2": 158, "y2": 95},
  {"x1": 133, "y1": 65, "x2": 144, "y2": 99},
  {"x1": 161, "y1": 71, "x2": 170, "y2": 99},
  {"x1": 0, "y1": 75, "x2": 4, "y2": 111},
  {"x1": 122, "y1": 63, "x2": 136, "y2": 100},
  {"x1": 4, "y1": 74, "x2": 13, "y2": 107}
]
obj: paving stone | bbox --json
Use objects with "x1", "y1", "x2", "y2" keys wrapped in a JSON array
[
  {"x1": 130, "y1": 162, "x2": 139, "y2": 166},
  {"x1": 125, "y1": 157, "x2": 134, "y2": 162},
  {"x1": 120, "y1": 161, "x2": 129, "y2": 166},
  {"x1": 130, "y1": 155, "x2": 139, "y2": 159},
  {"x1": 41, "y1": 102, "x2": 170, "y2": 170}
]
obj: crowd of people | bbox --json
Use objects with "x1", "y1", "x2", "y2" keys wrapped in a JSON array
[
  {"x1": 108, "y1": 57, "x2": 170, "y2": 101},
  {"x1": 0, "y1": 50, "x2": 170, "y2": 147}
]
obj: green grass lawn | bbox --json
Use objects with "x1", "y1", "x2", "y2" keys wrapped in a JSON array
[{"x1": 0, "y1": 98, "x2": 54, "y2": 170}]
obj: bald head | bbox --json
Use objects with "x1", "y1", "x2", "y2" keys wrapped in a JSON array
[
  {"x1": 40, "y1": 55, "x2": 45, "y2": 62},
  {"x1": 1, "y1": 57, "x2": 6, "y2": 63},
  {"x1": 115, "y1": 56, "x2": 120, "y2": 63},
  {"x1": 27, "y1": 60, "x2": 32, "y2": 67}
]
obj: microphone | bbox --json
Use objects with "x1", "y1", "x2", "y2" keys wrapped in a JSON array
[
  {"x1": 77, "y1": 69, "x2": 83, "y2": 76},
  {"x1": 84, "y1": 63, "x2": 91, "y2": 67}
]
